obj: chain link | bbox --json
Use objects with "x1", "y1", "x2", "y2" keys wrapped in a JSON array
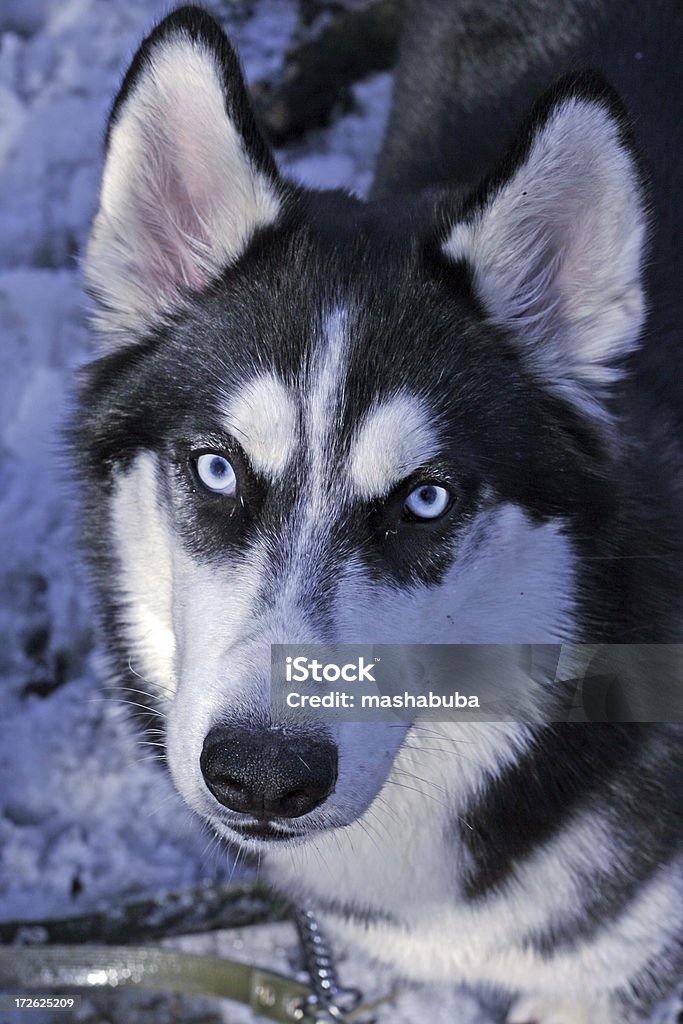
[{"x1": 293, "y1": 907, "x2": 373, "y2": 1024}]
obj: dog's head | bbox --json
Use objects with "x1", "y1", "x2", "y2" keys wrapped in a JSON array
[{"x1": 77, "y1": 8, "x2": 647, "y2": 848}]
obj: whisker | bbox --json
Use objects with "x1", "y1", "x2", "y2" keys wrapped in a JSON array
[
  {"x1": 383, "y1": 778, "x2": 450, "y2": 810},
  {"x1": 132, "y1": 754, "x2": 167, "y2": 767},
  {"x1": 83, "y1": 696, "x2": 168, "y2": 719},
  {"x1": 391, "y1": 765, "x2": 448, "y2": 796}
]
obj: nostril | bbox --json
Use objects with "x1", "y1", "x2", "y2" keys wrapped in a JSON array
[
  {"x1": 277, "y1": 786, "x2": 321, "y2": 819},
  {"x1": 202, "y1": 773, "x2": 259, "y2": 816},
  {"x1": 200, "y1": 724, "x2": 337, "y2": 821}
]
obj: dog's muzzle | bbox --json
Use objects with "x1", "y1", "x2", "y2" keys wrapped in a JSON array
[{"x1": 200, "y1": 724, "x2": 338, "y2": 821}]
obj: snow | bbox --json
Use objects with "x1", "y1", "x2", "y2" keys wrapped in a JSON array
[{"x1": 0, "y1": 2, "x2": 679, "y2": 1022}]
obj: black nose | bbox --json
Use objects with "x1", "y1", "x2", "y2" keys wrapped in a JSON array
[{"x1": 200, "y1": 724, "x2": 338, "y2": 820}]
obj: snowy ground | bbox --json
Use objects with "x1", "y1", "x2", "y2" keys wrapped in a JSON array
[{"x1": 0, "y1": 2, "x2": 680, "y2": 1023}]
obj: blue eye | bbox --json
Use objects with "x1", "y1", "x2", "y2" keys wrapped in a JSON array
[
  {"x1": 195, "y1": 453, "x2": 237, "y2": 495},
  {"x1": 404, "y1": 483, "x2": 451, "y2": 520}
]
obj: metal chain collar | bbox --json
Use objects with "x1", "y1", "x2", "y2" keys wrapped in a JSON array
[{"x1": 292, "y1": 906, "x2": 377, "y2": 1023}]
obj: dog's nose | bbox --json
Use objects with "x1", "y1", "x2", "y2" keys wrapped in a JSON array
[{"x1": 200, "y1": 724, "x2": 338, "y2": 819}]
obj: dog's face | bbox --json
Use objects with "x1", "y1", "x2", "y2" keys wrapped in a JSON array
[{"x1": 77, "y1": 10, "x2": 646, "y2": 848}]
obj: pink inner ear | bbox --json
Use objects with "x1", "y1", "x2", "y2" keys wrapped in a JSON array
[{"x1": 135, "y1": 130, "x2": 215, "y2": 294}]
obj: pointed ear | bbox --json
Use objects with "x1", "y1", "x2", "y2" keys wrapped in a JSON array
[
  {"x1": 443, "y1": 75, "x2": 648, "y2": 417},
  {"x1": 85, "y1": 7, "x2": 284, "y2": 342}
]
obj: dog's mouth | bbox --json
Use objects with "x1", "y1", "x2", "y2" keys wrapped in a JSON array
[{"x1": 229, "y1": 820, "x2": 301, "y2": 843}]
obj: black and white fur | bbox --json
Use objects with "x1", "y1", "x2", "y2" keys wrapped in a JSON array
[{"x1": 73, "y1": 3, "x2": 683, "y2": 1021}]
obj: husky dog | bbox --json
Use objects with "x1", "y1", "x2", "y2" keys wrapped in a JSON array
[{"x1": 74, "y1": 2, "x2": 682, "y2": 1020}]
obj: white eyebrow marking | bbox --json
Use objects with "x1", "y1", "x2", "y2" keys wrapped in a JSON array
[
  {"x1": 222, "y1": 372, "x2": 298, "y2": 479},
  {"x1": 349, "y1": 392, "x2": 440, "y2": 499}
]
